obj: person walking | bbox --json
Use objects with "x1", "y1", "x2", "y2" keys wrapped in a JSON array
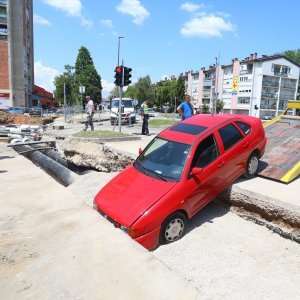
[
  {"x1": 141, "y1": 99, "x2": 150, "y2": 135},
  {"x1": 177, "y1": 94, "x2": 194, "y2": 121},
  {"x1": 83, "y1": 95, "x2": 95, "y2": 131}
]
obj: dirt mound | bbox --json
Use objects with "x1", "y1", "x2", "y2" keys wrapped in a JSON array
[{"x1": 0, "y1": 111, "x2": 54, "y2": 125}]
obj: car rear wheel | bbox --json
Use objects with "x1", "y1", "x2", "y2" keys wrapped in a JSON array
[
  {"x1": 244, "y1": 152, "x2": 259, "y2": 178},
  {"x1": 159, "y1": 212, "x2": 187, "y2": 245}
]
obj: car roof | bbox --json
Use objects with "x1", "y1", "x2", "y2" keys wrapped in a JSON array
[{"x1": 159, "y1": 113, "x2": 257, "y2": 144}]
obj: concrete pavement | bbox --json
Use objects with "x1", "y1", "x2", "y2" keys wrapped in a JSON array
[
  {"x1": 1, "y1": 113, "x2": 299, "y2": 298},
  {"x1": 0, "y1": 143, "x2": 201, "y2": 299}
]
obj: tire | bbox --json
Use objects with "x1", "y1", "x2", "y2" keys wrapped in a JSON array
[
  {"x1": 244, "y1": 152, "x2": 259, "y2": 178},
  {"x1": 159, "y1": 212, "x2": 187, "y2": 245}
]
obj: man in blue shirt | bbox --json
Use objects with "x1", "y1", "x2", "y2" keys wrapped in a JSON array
[{"x1": 177, "y1": 94, "x2": 194, "y2": 120}]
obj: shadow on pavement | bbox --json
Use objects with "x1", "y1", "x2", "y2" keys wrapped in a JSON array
[{"x1": 187, "y1": 201, "x2": 230, "y2": 234}]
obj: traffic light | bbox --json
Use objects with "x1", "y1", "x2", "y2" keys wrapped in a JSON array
[
  {"x1": 123, "y1": 67, "x2": 132, "y2": 86},
  {"x1": 114, "y1": 66, "x2": 123, "y2": 86}
]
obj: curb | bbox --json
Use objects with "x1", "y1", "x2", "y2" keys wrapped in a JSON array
[
  {"x1": 217, "y1": 185, "x2": 300, "y2": 241},
  {"x1": 68, "y1": 136, "x2": 141, "y2": 143}
]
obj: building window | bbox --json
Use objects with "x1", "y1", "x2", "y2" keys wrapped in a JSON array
[{"x1": 238, "y1": 97, "x2": 250, "y2": 104}]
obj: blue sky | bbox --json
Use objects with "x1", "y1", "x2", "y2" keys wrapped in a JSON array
[{"x1": 33, "y1": 0, "x2": 300, "y2": 98}]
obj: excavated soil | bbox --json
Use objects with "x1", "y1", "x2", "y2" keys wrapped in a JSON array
[{"x1": 0, "y1": 111, "x2": 55, "y2": 125}]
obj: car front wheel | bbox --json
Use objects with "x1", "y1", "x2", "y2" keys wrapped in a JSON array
[
  {"x1": 244, "y1": 152, "x2": 259, "y2": 178},
  {"x1": 159, "y1": 212, "x2": 187, "y2": 245}
]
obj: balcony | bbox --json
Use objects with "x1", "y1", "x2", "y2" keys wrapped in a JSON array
[
  {"x1": 202, "y1": 93, "x2": 211, "y2": 98},
  {"x1": 0, "y1": 16, "x2": 7, "y2": 24},
  {"x1": 262, "y1": 81, "x2": 279, "y2": 88},
  {"x1": 260, "y1": 104, "x2": 277, "y2": 110},
  {"x1": 240, "y1": 70, "x2": 253, "y2": 75},
  {"x1": 273, "y1": 72, "x2": 288, "y2": 77},
  {"x1": 261, "y1": 93, "x2": 277, "y2": 99},
  {"x1": 280, "y1": 84, "x2": 296, "y2": 90}
]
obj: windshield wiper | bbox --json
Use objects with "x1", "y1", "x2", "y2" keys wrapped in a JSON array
[
  {"x1": 144, "y1": 168, "x2": 168, "y2": 182},
  {"x1": 134, "y1": 160, "x2": 168, "y2": 181}
]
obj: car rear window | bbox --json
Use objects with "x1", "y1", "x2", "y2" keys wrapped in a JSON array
[
  {"x1": 218, "y1": 123, "x2": 243, "y2": 151},
  {"x1": 235, "y1": 121, "x2": 251, "y2": 135},
  {"x1": 170, "y1": 123, "x2": 207, "y2": 135}
]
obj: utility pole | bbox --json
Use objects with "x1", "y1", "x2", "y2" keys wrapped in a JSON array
[
  {"x1": 64, "y1": 82, "x2": 66, "y2": 123},
  {"x1": 213, "y1": 54, "x2": 220, "y2": 115}
]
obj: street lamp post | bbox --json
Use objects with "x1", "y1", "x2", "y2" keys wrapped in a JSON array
[
  {"x1": 117, "y1": 36, "x2": 124, "y2": 66},
  {"x1": 117, "y1": 36, "x2": 124, "y2": 133}
]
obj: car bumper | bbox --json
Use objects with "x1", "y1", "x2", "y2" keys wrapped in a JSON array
[{"x1": 134, "y1": 226, "x2": 161, "y2": 251}]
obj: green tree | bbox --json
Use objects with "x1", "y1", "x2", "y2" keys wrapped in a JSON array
[
  {"x1": 202, "y1": 103, "x2": 210, "y2": 113},
  {"x1": 53, "y1": 64, "x2": 76, "y2": 106},
  {"x1": 216, "y1": 99, "x2": 225, "y2": 113},
  {"x1": 74, "y1": 46, "x2": 102, "y2": 106},
  {"x1": 283, "y1": 49, "x2": 300, "y2": 64},
  {"x1": 176, "y1": 75, "x2": 185, "y2": 102}
]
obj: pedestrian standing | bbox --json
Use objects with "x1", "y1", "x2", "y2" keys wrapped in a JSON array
[
  {"x1": 83, "y1": 95, "x2": 95, "y2": 131},
  {"x1": 141, "y1": 99, "x2": 150, "y2": 135},
  {"x1": 177, "y1": 94, "x2": 194, "y2": 121}
]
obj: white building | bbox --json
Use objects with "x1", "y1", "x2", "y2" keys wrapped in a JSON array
[{"x1": 185, "y1": 54, "x2": 300, "y2": 117}]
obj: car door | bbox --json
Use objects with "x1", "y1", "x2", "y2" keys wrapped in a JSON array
[
  {"x1": 215, "y1": 121, "x2": 250, "y2": 183},
  {"x1": 185, "y1": 133, "x2": 226, "y2": 215}
]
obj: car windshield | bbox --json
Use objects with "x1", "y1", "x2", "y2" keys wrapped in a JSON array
[
  {"x1": 134, "y1": 137, "x2": 191, "y2": 182},
  {"x1": 112, "y1": 100, "x2": 133, "y2": 108}
]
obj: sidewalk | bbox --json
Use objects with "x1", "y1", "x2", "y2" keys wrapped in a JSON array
[{"x1": 0, "y1": 143, "x2": 201, "y2": 299}]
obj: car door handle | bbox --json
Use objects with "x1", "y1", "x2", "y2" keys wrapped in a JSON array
[
  {"x1": 243, "y1": 142, "x2": 249, "y2": 148},
  {"x1": 217, "y1": 161, "x2": 225, "y2": 168}
]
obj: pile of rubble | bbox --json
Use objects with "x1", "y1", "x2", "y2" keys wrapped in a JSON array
[
  {"x1": 58, "y1": 139, "x2": 134, "y2": 172},
  {"x1": 0, "y1": 110, "x2": 54, "y2": 125}
]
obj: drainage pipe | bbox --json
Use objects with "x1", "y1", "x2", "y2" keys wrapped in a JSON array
[{"x1": 13, "y1": 144, "x2": 78, "y2": 187}]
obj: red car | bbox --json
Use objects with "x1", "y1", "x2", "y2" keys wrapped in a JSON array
[{"x1": 94, "y1": 114, "x2": 267, "y2": 250}]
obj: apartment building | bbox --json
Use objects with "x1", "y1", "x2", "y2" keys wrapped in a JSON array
[
  {"x1": 0, "y1": 0, "x2": 34, "y2": 109},
  {"x1": 185, "y1": 53, "x2": 300, "y2": 118}
]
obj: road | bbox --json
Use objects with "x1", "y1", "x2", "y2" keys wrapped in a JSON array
[{"x1": 153, "y1": 201, "x2": 300, "y2": 299}]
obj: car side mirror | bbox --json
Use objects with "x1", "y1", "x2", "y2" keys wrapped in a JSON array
[
  {"x1": 138, "y1": 147, "x2": 143, "y2": 155},
  {"x1": 191, "y1": 167, "x2": 203, "y2": 176}
]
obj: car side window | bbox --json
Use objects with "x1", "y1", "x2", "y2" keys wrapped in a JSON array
[
  {"x1": 191, "y1": 134, "x2": 219, "y2": 169},
  {"x1": 235, "y1": 121, "x2": 251, "y2": 135},
  {"x1": 218, "y1": 123, "x2": 243, "y2": 151}
]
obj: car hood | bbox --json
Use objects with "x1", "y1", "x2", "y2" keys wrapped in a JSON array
[{"x1": 94, "y1": 165, "x2": 177, "y2": 226}]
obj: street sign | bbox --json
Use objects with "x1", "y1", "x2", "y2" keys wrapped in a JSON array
[
  {"x1": 133, "y1": 99, "x2": 138, "y2": 106},
  {"x1": 79, "y1": 86, "x2": 85, "y2": 94}
]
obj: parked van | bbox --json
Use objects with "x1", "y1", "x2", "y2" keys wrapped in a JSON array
[{"x1": 110, "y1": 98, "x2": 136, "y2": 125}]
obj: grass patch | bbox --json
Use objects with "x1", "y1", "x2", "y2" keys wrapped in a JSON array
[
  {"x1": 158, "y1": 113, "x2": 180, "y2": 119},
  {"x1": 73, "y1": 130, "x2": 131, "y2": 138},
  {"x1": 149, "y1": 119, "x2": 178, "y2": 126}
]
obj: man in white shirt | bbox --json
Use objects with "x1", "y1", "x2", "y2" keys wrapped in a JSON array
[{"x1": 83, "y1": 95, "x2": 95, "y2": 131}]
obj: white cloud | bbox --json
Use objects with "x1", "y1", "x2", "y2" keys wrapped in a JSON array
[
  {"x1": 41, "y1": 0, "x2": 82, "y2": 16},
  {"x1": 33, "y1": 14, "x2": 51, "y2": 26},
  {"x1": 101, "y1": 79, "x2": 115, "y2": 97},
  {"x1": 41, "y1": 0, "x2": 92, "y2": 28},
  {"x1": 180, "y1": 14, "x2": 235, "y2": 38},
  {"x1": 180, "y1": 2, "x2": 202, "y2": 13},
  {"x1": 34, "y1": 61, "x2": 60, "y2": 92},
  {"x1": 80, "y1": 16, "x2": 93, "y2": 28},
  {"x1": 116, "y1": 0, "x2": 150, "y2": 25},
  {"x1": 100, "y1": 19, "x2": 113, "y2": 27}
]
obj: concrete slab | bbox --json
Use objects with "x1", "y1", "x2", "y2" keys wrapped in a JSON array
[{"x1": 0, "y1": 145, "x2": 201, "y2": 299}]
